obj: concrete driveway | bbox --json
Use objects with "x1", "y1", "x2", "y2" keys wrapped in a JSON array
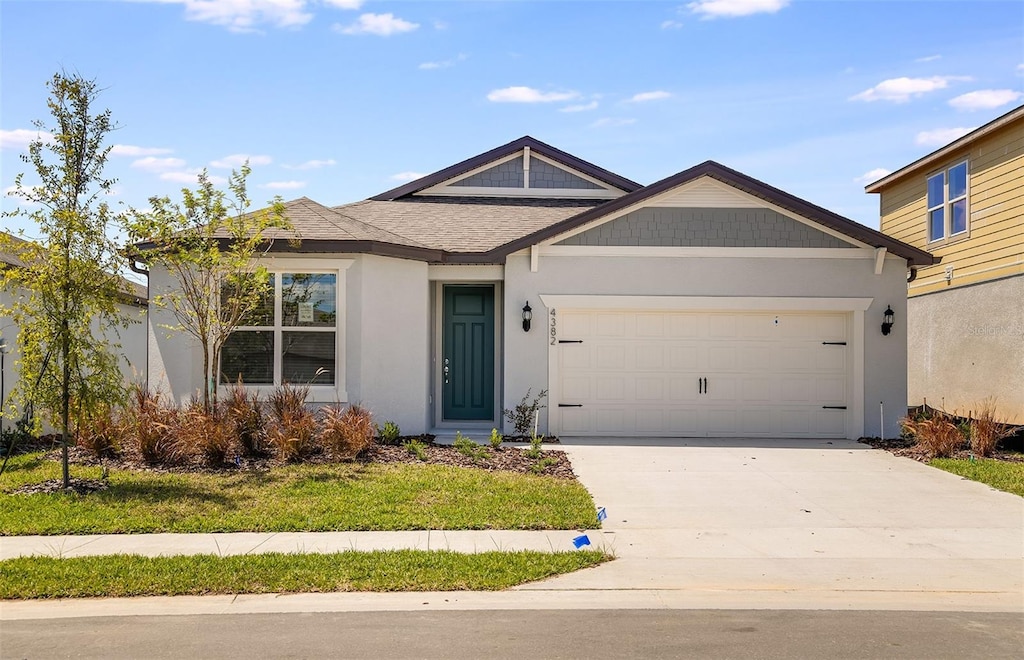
[{"x1": 519, "y1": 438, "x2": 1024, "y2": 612}]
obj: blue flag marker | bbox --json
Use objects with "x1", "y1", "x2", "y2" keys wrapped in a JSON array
[
  {"x1": 572, "y1": 534, "x2": 591, "y2": 548},
  {"x1": 596, "y1": 507, "x2": 607, "y2": 522}
]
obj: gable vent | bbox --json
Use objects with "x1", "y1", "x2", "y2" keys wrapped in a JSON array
[{"x1": 657, "y1": 178, "x2": 762, "y2": 208}]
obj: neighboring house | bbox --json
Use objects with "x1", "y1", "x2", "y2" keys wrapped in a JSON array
[
  {"x1": 148, "y1": 137, "x2": 933, "y2": 439},
  {"x1": 866, "y1": 105, "x2": 1024, "y2": 424},
  {"x1": 0, "y1": 232, "x2": 148, "y2": 426}
]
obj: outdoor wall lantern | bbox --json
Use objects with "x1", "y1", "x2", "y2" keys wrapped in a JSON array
[
  {"x1": 881, "y1": 305, "x2": 895, "y2": 336},
  {"x1": 522, "y1": 302, "x2": 533, "y2": 332}
]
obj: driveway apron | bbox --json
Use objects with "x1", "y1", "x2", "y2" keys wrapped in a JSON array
[{"x1": 518, "y1": 438, "x2": 1024, "y2": 612}]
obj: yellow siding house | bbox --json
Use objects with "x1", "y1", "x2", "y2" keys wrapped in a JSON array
[{"x1": 866, "y1": 105, "x2": 1024, "y2": 423}]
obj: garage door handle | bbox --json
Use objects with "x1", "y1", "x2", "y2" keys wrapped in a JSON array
[
  {"x1": 558, "y1": 340, "x2": 583, "y2": 344},
  {"x1": 558, "y1": 404, "x2": 583, "y2": 408},
  {"x1": 822, "y1": 405, "x2": 847, "y2": 410},
  {"x1": 822, "y1": 341, "x2": 847, "y2": 345}
]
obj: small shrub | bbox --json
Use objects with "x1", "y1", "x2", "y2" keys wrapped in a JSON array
[
  {"x1": 524, "y1": 434, "x2": 544, "y2": 460},
  {"x1": 531, "y1": 456, "x2": 558, "y2": 474},
  {"x1": 180, "y1": 398, "x2": 235, "y2": 467},
  {"x1": 900, "y1": 410, "x2": 966, "y2": 458},
  {"x1": 224, "y1": 380, "x2": 266, "y2": 457},
  {"x1": 267, "y1": 384, "x2": 317, "y2": 462},
  {"x1": 404, "y1": 438, "x2": 428, "y2": 461},
  {"x1": 75, "y1": 405, "x2": 122, "y2": 459},
  {"x1": 503, "y1": 389, "x2": 548, "y2": 436},
  {"x1": 489, "y1": 428, "x2": 502, "y2": 450},
  {"x1": 453, "y1": 431, "x2": 487, "y2": 462},
  {"x1": 375, "y1": 420, "x2": 401, "y2": 445},
  {"x1": 321, "y1": 404, "x2": 375, "y2": 460},
  {"x1": 970, "y1": 400, "x2": 1016, "y2": 457},
  {"x1": 125, "y1": 385, "x2": 186, "y2": 466}
]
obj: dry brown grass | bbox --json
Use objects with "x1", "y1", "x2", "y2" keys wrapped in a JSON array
[
  {"x1": 179, "y1": 399, "x2": 236, "y2": 466},
  {"x1": 267, "y1": 384, "x2": 317, "y2": 462},
  {"x1": 900, "y1": 410, "x2": 966, "y2": 459},
  {"x1": 223, "y1": 380, "x2": 266, "y2": 457},
  {"x1": 969, "y1": 400, "x2": 1016, "y2": 457},
  {"x1": 124, "y1": 385, "x2": 188, "y2": 466},
  {"x1": 320, "y1": 404, "x2": 374, "y2": 460}
]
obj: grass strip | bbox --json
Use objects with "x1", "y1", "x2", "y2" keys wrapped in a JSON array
[
  {"x1": 0, "y1": 550, "x2": 610, "y2": 599},
  {"x1": 929, "y1": 457, "x2": 1024, "y2": 497},
  {"x1": 0, "y1": 453, "x2": 597, "y2": 534}
]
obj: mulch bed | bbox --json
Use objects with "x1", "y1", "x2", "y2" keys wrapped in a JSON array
[
  {"x1": 11, "y1": 478, "x2": 109, "y2": 496},
  {"x1": 11, "y1": 436, "x2": 578, "y2": 481},
  {"x1": 858, "y1": 437, "x2": 1024, "y2": 463}
]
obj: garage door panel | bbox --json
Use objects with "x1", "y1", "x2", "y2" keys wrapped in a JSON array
[{"x1": 557, "y1": 310, "x2": 849, "y2": 438}]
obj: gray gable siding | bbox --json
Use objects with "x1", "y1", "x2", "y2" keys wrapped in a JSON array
[
  {"x1": 453, "y1": 156, "x2": 524, "y2": 188},
  {"x1": 555, "y1": 207, "x2": 856, "y2": 248},
  {"x1": 529, "y1": 156, "x2": 603, "y2": 189}
]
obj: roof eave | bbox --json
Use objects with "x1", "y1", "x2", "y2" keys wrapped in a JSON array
[{"x1": 865, "y1": 104, "x2": 1024, "y2": 193}]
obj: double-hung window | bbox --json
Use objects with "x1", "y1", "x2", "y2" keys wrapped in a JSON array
[
  {"x1": 927, "y1": 161, "x2": 968, "y2": 242},
  {"x1": 220, "y1": 271, "x2": 339, "y2": 387}
]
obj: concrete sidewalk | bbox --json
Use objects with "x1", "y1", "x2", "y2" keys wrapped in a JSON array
[{"x1": 0, "y1": 529, "x2": 598, "y2": 560}]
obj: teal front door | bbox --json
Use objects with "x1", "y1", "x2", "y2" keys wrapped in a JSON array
[{"x1": 442, "y1": 285, "x2": 495, "y2": 421}]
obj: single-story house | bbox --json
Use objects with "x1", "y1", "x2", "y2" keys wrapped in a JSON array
[{"x1": 147, "y1": 137, "x2": 934, "y2": 439}]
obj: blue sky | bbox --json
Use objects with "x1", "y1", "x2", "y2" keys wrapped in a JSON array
[{"x1": 2, "y1": 0, "x2": 1022, "y2": 240}]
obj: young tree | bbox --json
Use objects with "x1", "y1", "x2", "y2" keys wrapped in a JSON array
[
  {"x1": 128, "y1": 166, "x2": 290, "y2": 410},
  {"x1": 0, "y1": 72, "x2": 132, "y2": 488}
]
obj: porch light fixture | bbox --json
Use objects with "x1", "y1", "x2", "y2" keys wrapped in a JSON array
[
  {"x1": 522, "y1": 302, "x2": 533, "y2": 332},
  {"x1": 881, "y1": 305, "x2": 894, "y2": 336}
]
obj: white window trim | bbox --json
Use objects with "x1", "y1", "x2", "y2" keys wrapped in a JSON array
[
  {"x1": 223, "y1": 258, "x2": 352, "y2": 403},
  {"x1": 927, "y1": 159, "x2": 969, "y2": 244}
]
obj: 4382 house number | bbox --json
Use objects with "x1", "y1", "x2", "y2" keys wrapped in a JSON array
[{"x1": 549, "y1": 308, "x2": 557, "y2": 345}]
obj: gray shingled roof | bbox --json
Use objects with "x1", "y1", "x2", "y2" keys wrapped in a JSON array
[
  {"x1": 330, "y1": 197, "x2": 604, "y2": 253},
  {"x1": 223, "y1": 197, "x2": 430, "y2": 248}
]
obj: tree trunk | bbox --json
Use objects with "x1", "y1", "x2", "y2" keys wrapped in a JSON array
[
  {"x1": 201, "y1": 342, "x2": 211, "y2": 412},
  {"x1": 61, "y1": 313, "x2": 70, "y2": 488}
]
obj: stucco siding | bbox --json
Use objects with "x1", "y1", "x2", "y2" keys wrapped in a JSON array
[
  {"x1": 555, "y1": 207, "x2": 853, "y2": 248},
  {"x1": 503, "y1": 253, "x2": 908, "y2": 439},
  {"x1": 907, "y1": 274, "x2": 1024, "y2": 423}
]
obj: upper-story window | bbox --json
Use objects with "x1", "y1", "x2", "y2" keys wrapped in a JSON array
[{"x1": 927, "y1": 160, "x2": 968, "y2": 242}]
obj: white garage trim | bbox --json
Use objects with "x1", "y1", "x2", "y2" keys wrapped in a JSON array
[{"x1": 539, "y1": 296, "x2": 869, "y2": 440}]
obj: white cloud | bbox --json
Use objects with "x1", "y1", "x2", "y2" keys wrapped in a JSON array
[
  {"x1": 487, "y1": 86, "x2": 579, "y2": 103},
  {"x1": 948, "y1": 89, "x2": 1023, "y2": 111},
  {"x1": 661, "y1": 20, "x2": 684, "y2": 29},
  {"x1": 854, "y1": 168, "x2": 892, "y2": 185},
  {"x1": 110, "y1": 144, "x2": 173, "y2": 157},
  {"x1": 688, "y1": 0, "x2": 789, "y2": 19},
  {"x1": 850, "y1": 76, "x2": 970, "y2": 103},
  {"x1": 628, "y1": 90, "x2": 672, "y2": 103},
  {"x1": 160, "y1": 169, "x2": 228, "y2": 185},
  {"x1": 283, "y1": 158, "x2": 337, "y2": 170},
  {"x1": 210, "y1": 153, "x2": 273, "y2": 168},
  {"x1": 915, "y1": 127, "x2": 976, "y2": 147},
  {"x1": 0, "y1": 128, "x2": 51, "y2": 150},
  {"x1": 139, "y1": 0, "x2": 314, "y2": 33},
  {"x1": 322, "y1": 0, "x2": 363, "y2": 9},
  {"x1": 333, "y1": 12, "x2": 419, "y2": 36},
  {"x1": 915, "y1": 54, "x2": 941, "y2": 63},
  {"x1": 590, "y1": 117, "x2": 636, "y2": 128},
  {"x1": 419, "y1": 53, "x2": 467, "y2": 70},
  {"x1": 390, "y1": 171, "x2": 426, "y2": 182},
  {"x1": 560, "y1": 101, "x2": 599, "y2": 113},
  {"x1": 131, "y1": 156, "x2": 187, "y2": 172},
  {"x1": 262, "y1": 180, "x2": 306, "y2": 190}
]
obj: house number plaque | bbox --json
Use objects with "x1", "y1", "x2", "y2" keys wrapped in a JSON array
[{"x1": 549, "y1": 308, "x2": 557, "y2": 345}]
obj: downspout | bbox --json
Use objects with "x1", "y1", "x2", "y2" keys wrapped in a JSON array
[
  {"x1": 128, "y1": 257, "x2": 150, "y2": 393},
  {"x1": 907, "y1": 267, "x2": 918, "y2": 284}
]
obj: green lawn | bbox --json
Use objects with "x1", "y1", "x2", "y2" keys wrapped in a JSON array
[
  {"x1": 0, "y1": 550, "x2": 610, "y2": 599},
  {"x1": 0, "y1": 453, "x2": 598, "y2": 534},
  {"x1": 929, "y1": 457, "x2": 1024, "y2": 497}
]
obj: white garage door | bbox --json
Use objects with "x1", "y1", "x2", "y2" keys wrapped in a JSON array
[{"x1": 556, "y1": 310, "x2": 849, "y2": 438}]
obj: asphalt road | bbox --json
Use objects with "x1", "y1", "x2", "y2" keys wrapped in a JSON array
[{"x1": 3, "y1": 609, "x2": 1022, "y2": 659}]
